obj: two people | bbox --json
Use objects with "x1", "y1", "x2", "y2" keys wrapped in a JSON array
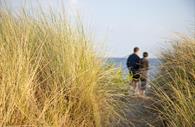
[{"x1": 126, "y1": 47, "x2": 149, "y2": 96}]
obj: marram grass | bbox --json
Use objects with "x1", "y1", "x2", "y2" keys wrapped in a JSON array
[
  {"x1": 152, "y1": 36, "x2": 195, "y2": 127},
  {"x1": 0, "y1": 9, "x2": 129, "y2": 127}
]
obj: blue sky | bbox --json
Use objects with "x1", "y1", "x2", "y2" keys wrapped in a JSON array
[{"x1": 1, "y1": 0, "x2": 195, "y2": 58}]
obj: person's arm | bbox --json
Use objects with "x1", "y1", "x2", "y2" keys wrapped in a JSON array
[
  {"x1": 135, "y1": 57, "x2": 141, "y2": 70},
  {"x1": 126, "y1": 56, "x2": 131, "y2": 68}
]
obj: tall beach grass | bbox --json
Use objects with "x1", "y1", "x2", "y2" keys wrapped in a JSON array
[
  {"x1": 0, "y1": 8, "x2": 129, "y2": 126},
  {"x1": 152, "y1": 36, "x2": 195, "y2": 127}
]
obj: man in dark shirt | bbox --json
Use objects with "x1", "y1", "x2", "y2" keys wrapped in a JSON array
[{"x1": 127, "y1": 47, "x2": 141, "y2": 92}]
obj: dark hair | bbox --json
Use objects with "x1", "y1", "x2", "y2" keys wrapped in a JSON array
[
  {"x1": 134, "y1": 47, "x2": 139, "y2": 53},
  {"x1": 143, "y1": 52, "x2": 148, "y2": 57}
]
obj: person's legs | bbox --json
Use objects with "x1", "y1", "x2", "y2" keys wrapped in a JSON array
[
  {"x1": 128, "y1": 70, "x2": 135, "y2": 90},
  {"x1": 139, "y1": 79, "x2": 147, "y2": 96},
  {"x1": 132, "y1": 73, "x2": 140, "y2": 94},
  {"x1": 129, "y1": 70, "x2": 141, "y2": 95},
  {"x1": 128, "y1": 79, "x2": 136, "y2": 95},
  {"x1": 139, "y1": 89, "x2": 144, "y2": 96},
  {"x1": 134, "y1": 80, "x2": 141, "y2": 95},
  {"x1": 132, "y1": 80, "x2": 137, "y2": 89}
]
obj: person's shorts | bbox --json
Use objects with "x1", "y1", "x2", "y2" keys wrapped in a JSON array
[
  {"x1": 132, "y1": 73, "x2": 140, "y2": 80},
  {"x1": 129, "y1": 70, "x2": 140, "y2": 80}
]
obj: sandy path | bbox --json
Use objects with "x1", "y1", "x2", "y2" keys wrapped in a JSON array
[
  {"x1": 112, "y1": 88, "x2": 164, "y2": 127},
  {"x1": 123, "y1": 96, "x2": 162, "y2": 127}
]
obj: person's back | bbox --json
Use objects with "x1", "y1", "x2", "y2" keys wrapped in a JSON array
[{"x1": 127, "y1": 53, "x2": 140, "y2": 74}]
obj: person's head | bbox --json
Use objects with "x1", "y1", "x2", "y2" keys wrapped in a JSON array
[
  {"x1": 143, "y1": 52, "x2": 149, "y2": 58},
  {"x1": 133, "y1": 47, "x2": 140, "y2": 54}
]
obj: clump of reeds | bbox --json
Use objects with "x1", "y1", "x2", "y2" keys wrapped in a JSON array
[
  {"x1": 0, "y1": 8, "x2": 128, "y2": 127},
  {"x1": 152, "y1": 36, "x2": 195, "y2": 127}
]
